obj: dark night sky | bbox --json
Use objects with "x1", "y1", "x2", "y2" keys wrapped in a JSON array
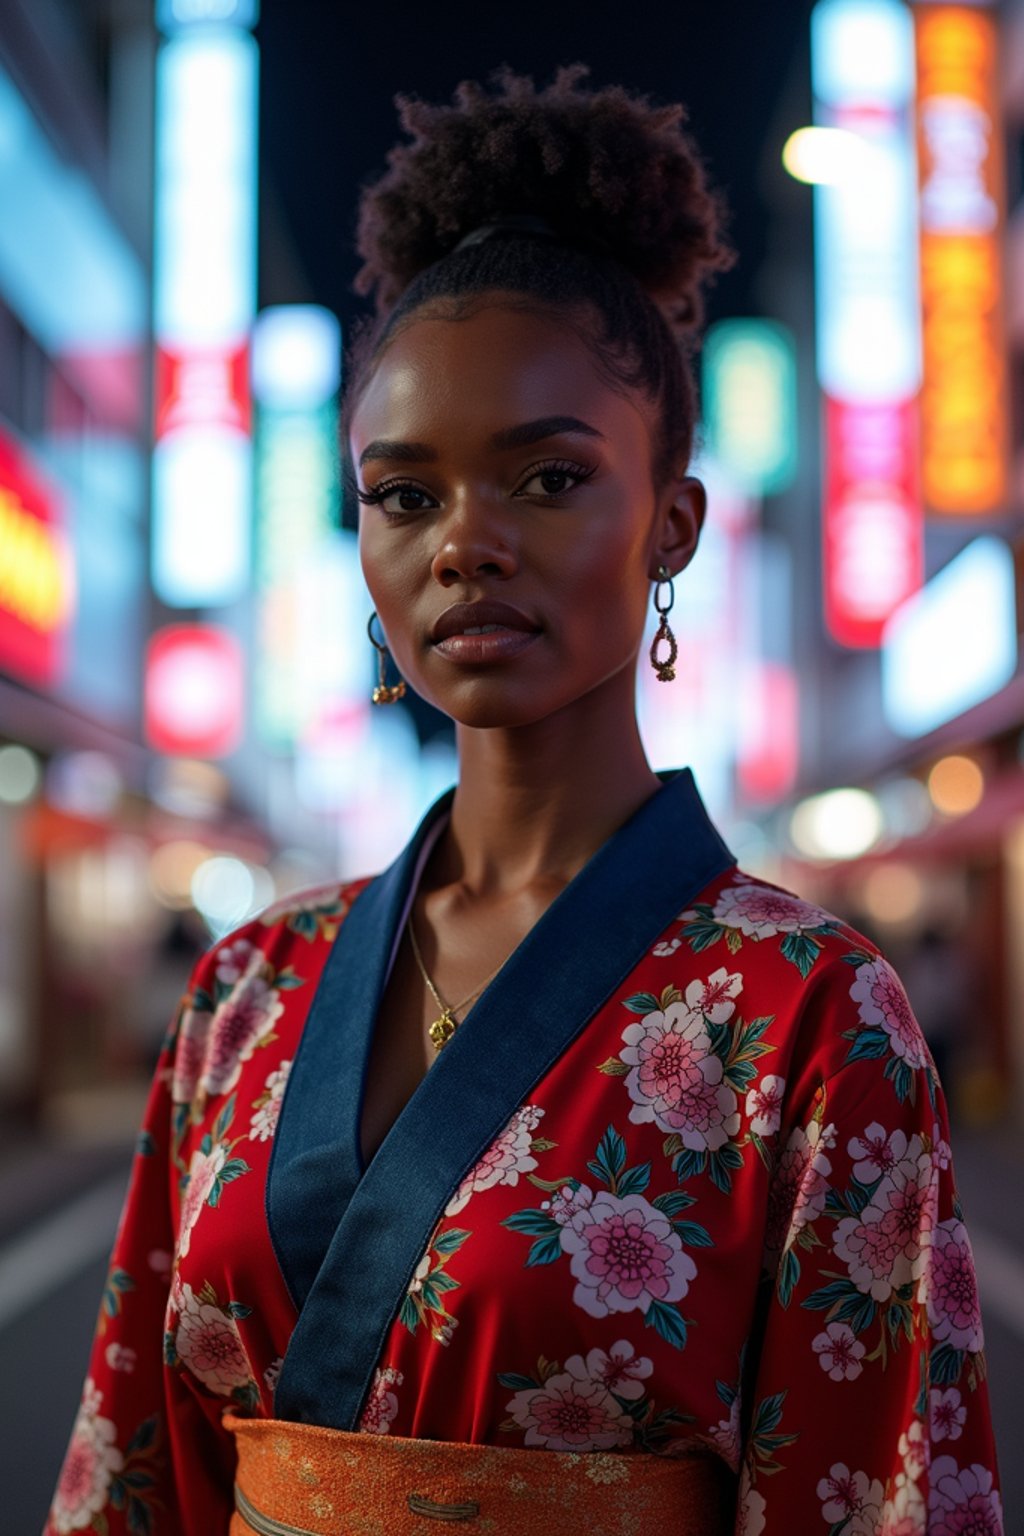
[{"x1": 254, "y1": 0, "x2": 817, "y2": 333}]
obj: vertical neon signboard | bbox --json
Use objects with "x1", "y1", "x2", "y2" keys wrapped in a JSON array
[
  {"x1": 152, "y1": 16, "x2": 258, "y2": 606},
  {"x1": 915, "y1": 5, "x2": 1007, "y2": 515},
  {"x1": 252, "y1": 306, "x2": 344, "y2": 746},
  {"x1": 812, "y1": 0, "x2": 924, "y2": 648},
  {"x1": 702, "y1": 320, "x2": 798, "y2": 496}
]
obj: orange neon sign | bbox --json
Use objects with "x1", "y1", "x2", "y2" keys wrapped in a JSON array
[{"x1": 915, "y1": 5, "x2": 1008, "y2": 515}]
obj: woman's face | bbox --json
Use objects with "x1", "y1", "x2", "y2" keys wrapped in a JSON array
[{"x1": 351, "y1": 301, "x2": 704, "y2": 730}]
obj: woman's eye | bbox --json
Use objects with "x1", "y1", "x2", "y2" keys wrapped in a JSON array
[
  {"x1": 517, "y1": 461, "x2": 595, "y2": 498},
  {"x1": 357, "y1": 482, "x2": 436, "y2": 515}
]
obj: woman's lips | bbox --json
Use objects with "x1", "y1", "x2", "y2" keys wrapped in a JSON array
[{"x1": 431, "y1": 627, "x2": 542, "y2": 663}]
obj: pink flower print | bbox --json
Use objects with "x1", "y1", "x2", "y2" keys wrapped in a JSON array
[
  {"x1": 176, "y1": 1144, "x2": 226, "y2": 1259},
  {"x1": 848, "y1": 1123, "x2": 908, "y2": 1184},
  {"x1": 684, "y1": 966, "x2": 743, "y2": 1023},
  {"x1": 214, "y1": 938, "x2": 260, "y2": 987},
  {"x1": 445, "y1": 1105, "x2": 544, "y2": 1215},
  {"x1": 559, "y1": 1190, "x2": 696, "y2": 1318},
  {"x1": 746, "y1": 1074, "x2": 786, "y2": 1136},
  {"x1": 51, "y1": 1378, "x2": 124, "y2": 1534},
  {"x1": 924, "y1": 1220, "x2": 984, "y2": 1353},
  {"x1": 812, "y1": 1322, "x2": 866, "y2": 1381},
  {"x1": 764, "y1": 1120, "x2": 834, "y2": 1266},
  {"x1": 851, "y1": 957, "x2": 929, "y2": 1069},
  {"x1": 931, "y1": 1122, "x2": 952, "y2": 1172},
  {"x1": 708, "y1": 1392, "x2": 742, "y2": 1472},
  {"x1": 620, "y1": 1001, "x2": 740, "y2": 1149},
  {"x1": 898, "y1": 1419, "x2": 929, "y2": 1483},
  {"x1": 199, "y1": 972, "x2": 284, "y2": 1099},
  {"x1": 174, "y1": 1283, "x2": 251, "y2": 1396},
  {"x1": 817, "y1": 1465, "x2": 884, "y2": 1526},
  {"x1": 249, "y1": 1060, "x2": 292, "y2": 1142},
  {"x1": 834, "y1": 1143, "x2": 936, "y2": 1302},
  {"x1": 171, "y1": 1003, "x2": 212, "y2": 1105},
  {"x1": 581, "y1": 1340, "x2": 653, "y2": 1401},
  {"x1": 505, "y1": 1362, "x2": 633, "y2": 1451},
  {"x1": 712, "y1": 883, "x2": 832, "y2": 939},
  {"x1": 543, "y1": 1182, "x2": 594, "y2": 1232},
  {"x1": 359, "y1": 1367, "x2": 403, "y2": 1435},
  {"x1": 929, "y1": 1457, "x2": 1003, "y2": 1536},
  {"x1": 930, "y1": 1387, "x2": 967, "y2": 1442}
]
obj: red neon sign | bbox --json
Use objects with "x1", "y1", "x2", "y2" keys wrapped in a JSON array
[{"x1": 145, "y1": 625, "x2": 244, "y2": 759}]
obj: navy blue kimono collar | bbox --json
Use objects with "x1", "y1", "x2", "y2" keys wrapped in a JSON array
[{"x1": 270, "y1": 767, "x2": 735, "y2": 1429}]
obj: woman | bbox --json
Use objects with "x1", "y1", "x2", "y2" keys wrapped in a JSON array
[{"x1": 48, "y1": 67, "x2": 1002, "y2": 1536}]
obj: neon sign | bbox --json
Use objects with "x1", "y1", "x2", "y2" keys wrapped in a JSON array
[{"x1": 0, "y1": 430, "x2": 74, "y2": 686}]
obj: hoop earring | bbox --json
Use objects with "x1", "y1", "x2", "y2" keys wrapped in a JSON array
[
  {"x1": 367, "y1": 612, "x2": 407, "y2": 705},
  {"x1": 649, "y1": 564, "x2": 678, "y2": 682}
]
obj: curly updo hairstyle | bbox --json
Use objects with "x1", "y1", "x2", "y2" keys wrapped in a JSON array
[{"x1": 342, "y1": 64, "x2": 734, "y2": 495}]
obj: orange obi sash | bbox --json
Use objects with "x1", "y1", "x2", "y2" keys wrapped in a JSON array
[{"x1": 224, "y1": 1412, "x2": 735, "y2": 1535}]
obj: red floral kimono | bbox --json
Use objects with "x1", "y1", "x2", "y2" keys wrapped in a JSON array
[{"x1": 46, "y1": 770, "x2": 1003, "y2": 1535}]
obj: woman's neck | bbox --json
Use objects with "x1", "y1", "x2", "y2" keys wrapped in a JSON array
[{"x1": 437, "y1": 672, "x2": 662, "y2": 897}]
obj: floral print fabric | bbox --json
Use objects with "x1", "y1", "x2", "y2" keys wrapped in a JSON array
[{"x1": 45, "y1": 869, "x2": 1002, "y2": 1534}]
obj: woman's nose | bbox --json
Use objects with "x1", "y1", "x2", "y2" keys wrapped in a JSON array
[{"x1": 430, "y1": 499, "x2": 518, "y2": 585}]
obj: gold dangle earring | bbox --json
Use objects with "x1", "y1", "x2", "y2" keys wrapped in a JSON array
[
  {"x1": 649, "y1": 564, "x2": 678, "y2": 682},
  {"x1": 367, "y1": 612, "x2": 407, "y2": 704}
]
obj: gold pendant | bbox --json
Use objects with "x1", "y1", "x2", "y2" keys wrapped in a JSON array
[{"x1": 428, "y1": 1009, "x2": 458, "y2": 1051}]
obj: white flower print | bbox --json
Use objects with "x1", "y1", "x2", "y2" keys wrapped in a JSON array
[
  {"x1": 812, "y1": 1321, "x2": 866, "y2": 1381},
  {"x1": 898, "y1": 1419, "x2": 929, "y2": 1484},
  {"x1": 407, "y1": 1252, "x2": 431, "y2": 1296},
  {"x1": 746, "y1": 1074, "x2": 786, "y2": 1136},
  {"x1": 736, "y1": 1464, "x2": 766, "y2": 1536},
  {"x1": 652, "y1": 935, "x2": 682, "y2": 957},
  {"x1": 880, "y1": 1474, "x2": 927, "y2": 1536},
  {"x1": 928, "y1": 1456, "x2": 1003, "y2": 1536},
  {"x1": 816, "y1": 1464, "x2": 884, "y2": 1527},
  {"x1": 709, "y1": 883, "x2": 833, "y2": 940},
  {"x1": 542, "y1": 1182, "x2": 594, "y2": 1232},
  {"x1": 930, "y1": 1387, "x2": 967, "y2": 1442},
  {"x1": 834, "y1": 1136, "x2": 936, "y2": 1302},
  {"x1": 848, "y1": 1123, "x2": 909, "y2": 1185},
  {"x1": 851, "y1": 957, "x2": 929, "y2": 1070},
  {"x1": 764, "y1": 1118, "x2": 835, "y2": 1266},
  {"x1": 558, "y1": 1187, "x2": 696, "y2": 1318},
  {"x1": 923, "y1": 1220, "x2": 984, "y2": 1354},
  {"x1": 199, "y1": 971, "x2": 285, "y2": 1099},
  {"x1": 214, "y1": 938, "x2": 260, "y2": 987},
  {"x1": 51, "y1": 1378, "x2": 124, "y2": 1534},
  {"x1": 580, "y1": 1340, "x2": 653, "y2": 1401},
  {"x1": 619, "y1": 976, "x2": 741, "y2": 1150},
  {"x1": 249, "y1": 1060, "x2": 292, "y2": 1142},
  {"x1": 359, "y1": 1367, "x2": 403, "y2": 1434},
  {"x1": 445, "y1": 1105, "x2": 544, "y2": 1216},
  {"x1": 505, "y1": 1356, "x2": 634, "y2": 1451},
  {"x1": 176, "y1": 1144, "x2": 226, "y2": 1259},
  {"x1": 173, "y1": 1283, "x2": 251, "y2": 1397},
  {"x1": 103, "y1": 1343, "x2": 136, "y2": 1374}
]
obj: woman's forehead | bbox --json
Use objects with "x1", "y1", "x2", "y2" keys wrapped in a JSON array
[{"x1": 349, "y1": 304, "x2": 651, "y2": 455}]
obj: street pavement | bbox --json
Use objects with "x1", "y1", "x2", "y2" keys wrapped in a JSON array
[{"x1": 1, "y1": 1127, "x2": 1020, "y2": 1536}]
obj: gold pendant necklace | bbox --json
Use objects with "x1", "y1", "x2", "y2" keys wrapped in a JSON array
[{"x1": 407, "y1": 910, "x2": 512, "y2": 1051}]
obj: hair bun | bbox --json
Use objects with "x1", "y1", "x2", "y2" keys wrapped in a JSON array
[{"x1": 353, "y1": 63, "x2": 734, "y2": 331}]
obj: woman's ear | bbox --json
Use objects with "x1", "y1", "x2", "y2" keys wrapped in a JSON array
[{"x1": 650, "y1": 476, "x2": 706, "y2": 580}]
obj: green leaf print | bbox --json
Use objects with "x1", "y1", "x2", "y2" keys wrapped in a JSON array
[
  {"x1": 680, "y1": 906, "x2": 723, "y2": 953},
  {"x1": 525, "y1": 1233, "x2": 563, "y2": 1267},
  {"x1": 651, "y1": 1189, "x2": 696, "y2": 1217},
  {"x1": 622, "y1": 992, "x2": 661, "y2": 1014},
  {"x1": 433, "y1": 1227, "x2": 471, "y2": 1256},
  {"x1": 616, "y1": 1162, "x2": 652, "y2": 1197},
  {"x1": 502, "y1": 1208, "x2": 561, "y2": 1238},
  {"x1": 587, "y1": 1125, "x2": 627, "y2": 1189},
  {"x1": 778, "y1": 931, "x2": 822, "y2": 978},
  {"x1": 498, "y1": 1372, "x2": 540, "y2": 1391},
  {"x1": 645, "y1": 1299, "x2": 689, "y2": 1350}
]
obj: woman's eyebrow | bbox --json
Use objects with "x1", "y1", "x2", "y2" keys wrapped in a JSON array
[{"x1": 358, "y1": 415, "x2": 605, "y2": 469}]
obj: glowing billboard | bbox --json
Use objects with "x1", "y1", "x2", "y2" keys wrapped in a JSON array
[
  {"x1": 144, "y1": 624, "x2": 244, "y2": 758},
  {"x1": 702, "y1": 320, "x2": 797, "y2": 496},
  {"x1": 915, "y1": 5, "x2": 1007, "y2": 514},
  {"x1": 151, "y1": 25, "x2": 258, "y2": 606},
  {"x1": 812, "y1": 0, "x2": 924, "y2": 647},
  {"x1": 0, "y1": 429, "x2": 74, "y2": 687},
  {"x1": 881, "y1": 536, "x2": 1017, "y2": 737}
]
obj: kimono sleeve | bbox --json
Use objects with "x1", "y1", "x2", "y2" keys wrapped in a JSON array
[
  {"x1": 44, "y1": 944, "x2": 235, "y2": 1536},
  {"x1": 736, "y1": 952, "x2": 1004, "y2": 1536}
]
